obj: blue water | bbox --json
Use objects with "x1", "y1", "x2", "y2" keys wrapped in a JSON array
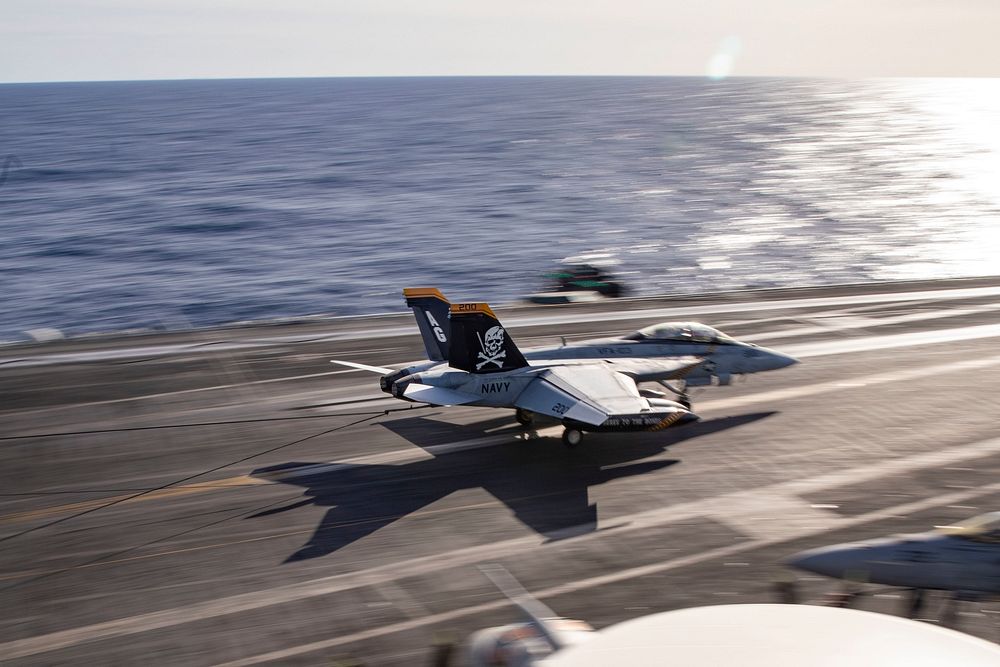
[{"x1": 1, "y1": 77, "x2": 999, "y2": 341}]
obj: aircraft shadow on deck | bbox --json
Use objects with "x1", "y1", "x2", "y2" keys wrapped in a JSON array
[
  {"x1": 378, "y1": 412, "x2": 524, "y2": 448},
  {"x1": 251, "y1": 412, "x2": 775, "y2": 562}
]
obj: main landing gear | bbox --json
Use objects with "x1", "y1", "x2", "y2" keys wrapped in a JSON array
[
  {"x1": 562, "y1": 428, "x2": 583, "y2": 448},
  {"x1": 514, "y1": 408, "x2": 583, "y2": 447}
]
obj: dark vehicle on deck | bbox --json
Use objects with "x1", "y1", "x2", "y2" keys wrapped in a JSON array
[{"x1": 528, "y1": 257, "x2": 626, "y2": 304}]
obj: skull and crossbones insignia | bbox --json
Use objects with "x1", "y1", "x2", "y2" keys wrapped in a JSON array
[{"x1": 476, "y1": 326, "x2": 507, "y2": 370}]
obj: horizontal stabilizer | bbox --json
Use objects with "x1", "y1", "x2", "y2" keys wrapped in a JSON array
[
  {"x1": 401, "y1": 383, "x2": 479, "y2": 406},
  {"x1": 330, "y1": 360, "x2": 394, "y2": 374}
]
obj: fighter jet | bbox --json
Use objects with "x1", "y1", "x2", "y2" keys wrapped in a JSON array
[
  {"x1": 786, "y1": 511, "x2": 1000, "y2": 622},
  {"x1": 377, "y1": 287, "x2": 797, "y2": 411},
  {"x1": 335, "y1": 301, "x2": 699, "y2": 446}
]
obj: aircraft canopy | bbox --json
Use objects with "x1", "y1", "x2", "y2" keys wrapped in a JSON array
[
  {"x1": 937, "y1": 511, "x2": 1000, "y2": 543},
  {"x1": 624, "y1": 322, "x2": 734, "y2": 344}
]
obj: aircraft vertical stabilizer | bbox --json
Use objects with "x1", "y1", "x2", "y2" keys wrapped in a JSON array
[
  {"x1": 448, "y1": 303, "x2": 529, "y2": 374},
  {"x1": 403, "y1": 287, "x2": 450, "y2": 361}
]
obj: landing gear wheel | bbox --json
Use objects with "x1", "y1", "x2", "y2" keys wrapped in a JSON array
[
  {"x1": 515, "y1": 408, "x2": 534, "y2": 426},
  {"x1": 562, "y1": 428, "x2": 583, "y2": 448}
]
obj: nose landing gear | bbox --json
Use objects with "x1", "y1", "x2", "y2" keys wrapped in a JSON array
[{"x1": 657, "y1": 380, "x2": 691, "y2": 410}]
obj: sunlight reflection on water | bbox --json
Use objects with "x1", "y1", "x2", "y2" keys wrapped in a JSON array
[{"x1": 2, "y1": 77, "x2": 999, "y2": 336}]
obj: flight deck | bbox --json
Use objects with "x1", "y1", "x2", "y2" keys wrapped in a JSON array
[{"x1": 2, "y1": 277, "x2": 1000, "y2": 665}]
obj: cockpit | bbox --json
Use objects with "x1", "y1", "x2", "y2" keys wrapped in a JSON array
[
  {"x1": 936, "y1": 511, "x2": 1000, "y2": 544},
  {"x1": 622, "y1": 322, "x2": 736, "y2": 344}
]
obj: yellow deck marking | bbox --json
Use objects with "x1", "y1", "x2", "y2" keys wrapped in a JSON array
[{"x1": 0, "y1": 476, "x2": 268, "y2": 524}]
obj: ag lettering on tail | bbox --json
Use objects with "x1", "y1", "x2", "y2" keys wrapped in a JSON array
[{"x1": 403, "y1": 287, "x2": 451, "y2": 361}]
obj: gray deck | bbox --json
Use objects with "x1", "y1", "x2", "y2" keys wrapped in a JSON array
[{"x1": 3, "y1": 278, "x2": 1000, "y2": 665}]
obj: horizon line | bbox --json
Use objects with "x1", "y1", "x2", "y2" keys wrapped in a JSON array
[{"x1": 3, "y1": 73, "x2": 998, "y2": 86}]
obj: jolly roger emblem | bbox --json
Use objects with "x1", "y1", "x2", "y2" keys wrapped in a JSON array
[{"x1": 475, "y1": 325, "x2": 507, "y2": 370}]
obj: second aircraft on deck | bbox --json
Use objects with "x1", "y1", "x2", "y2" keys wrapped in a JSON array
[
  {"x1": 333, "y1": 288, "x2": 798, "y2": 445},
  {"x1": 787, "y1": 511, "x2": 1000, "y2": 623}
]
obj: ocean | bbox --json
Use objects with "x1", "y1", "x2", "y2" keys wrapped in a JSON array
[{"x1": 1, "y1": 76, "x2": 998, "y2": 341}]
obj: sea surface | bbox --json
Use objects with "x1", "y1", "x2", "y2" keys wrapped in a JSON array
[{"x1": 1, "y1": 77, "x2": 999, "y2": 341}]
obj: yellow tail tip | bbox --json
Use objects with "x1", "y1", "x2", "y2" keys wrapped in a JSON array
[{"x1": 449, "y1": 302, "x2": 497, "y2": 318}]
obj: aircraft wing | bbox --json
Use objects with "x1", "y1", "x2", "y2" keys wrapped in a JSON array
[
  {"x1": 515, "y1": 365, "x2": 651, "y2": 426},
  {"x1": 603, "y1": 357, "x2": 704, "y2": 382}
]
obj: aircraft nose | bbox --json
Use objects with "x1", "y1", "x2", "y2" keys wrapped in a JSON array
[
  {"x1": 785, "y1": 545, "x2": 865, "y2": 578},
  {"x1": 679, "y1": 411, "x2": 700, "y2": 425},
  {"x1": 761, "y1": 348, "x2": 799, "y2": 370}
]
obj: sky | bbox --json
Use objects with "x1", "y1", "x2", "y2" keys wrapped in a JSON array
[{"x1": 3, "y1": 0, "x2": 1000, "y2": 83}]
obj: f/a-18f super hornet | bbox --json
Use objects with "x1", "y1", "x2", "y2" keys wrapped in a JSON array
[
  {"x1": 369, "y1": 287, "x2": 797, "y2": 412},
  {"x1": 786, "y1": 512, "x2": 1000, "y2": 624},
  {"x1": 334, "y1": 300, "x2": 700, "y2": 446}
]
